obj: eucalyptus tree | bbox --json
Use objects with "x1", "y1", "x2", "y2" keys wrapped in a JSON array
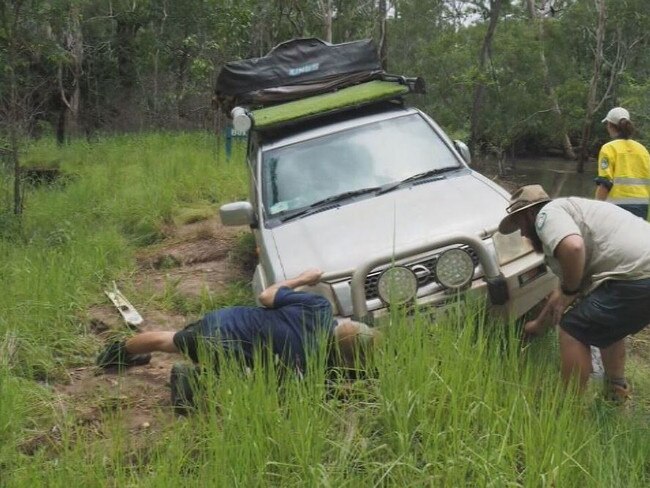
[
  {"x1": 331, "y1": 0, "x2": 375, "y2": 42},
  {"x1": 563, "y1": 0, "x2": 650, "y2": 171},
  {"x1": 526, "y1": 0, "x2": 576, "y2": 159},
  {"x1": 0, "y1": 0, "x2": 57, "y2": 213},
  {"x1": 316, "y1": 0, "x2": 333, "y2": 42},
  {"x1": 468, "y1": 0, "x2": 505, "y2": 155},
  {"x1": 47, "y1": 0, "x2": 91, "y2": 139}
]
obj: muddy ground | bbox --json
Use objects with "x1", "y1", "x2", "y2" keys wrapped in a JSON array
[{"x1": 49, "y1": 219, "x2": 252, "y2": 440}]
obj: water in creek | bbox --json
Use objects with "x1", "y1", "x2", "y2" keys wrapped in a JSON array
[{"x1": 483, "y1": 157, "x2": 595, "y2": 198}]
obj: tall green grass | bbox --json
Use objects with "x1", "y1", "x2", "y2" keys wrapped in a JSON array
[
  {"x1": 0, "y1": 133, "x2": 247, "y2": 379},
  {"x1": 5, "y1": 309, "x2": 650, "y2": 486},
  {"x1": 1, "y1": 133, "x2": 649, "y2": 486}
]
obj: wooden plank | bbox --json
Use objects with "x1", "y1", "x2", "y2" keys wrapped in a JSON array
[{"x1": 105, "y1": 282, "x2": 143, "y2": 328}]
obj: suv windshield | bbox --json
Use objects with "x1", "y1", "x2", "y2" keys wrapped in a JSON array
[{"x1": 262, "y1": 113, "x2": 462, "y2": 218}]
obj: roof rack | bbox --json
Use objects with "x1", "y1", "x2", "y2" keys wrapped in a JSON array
[
  {"x1": 233, "y1": 77, "x2": 424, "y2": 132},
  {"x1": 216, "y1": 38, "x2": 425, "y2": 117}
]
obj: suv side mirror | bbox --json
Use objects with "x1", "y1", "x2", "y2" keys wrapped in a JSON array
[
  {"x1": 220, "y1": 202, "x2": 255, "y2": 226},
  {"x1": 454, "y1": 140, "x2": 471, "y2": 165}
]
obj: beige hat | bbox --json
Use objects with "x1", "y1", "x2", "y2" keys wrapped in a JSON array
[
  {"x1": 498, "y1": 185, "x2": 551, "y2": 234},
  {"x1": 602, "y1": 107, "x2": 630, "y2": 125}
]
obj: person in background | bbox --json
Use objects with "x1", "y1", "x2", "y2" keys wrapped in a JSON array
[
  {"x1": 499, "y1": 185, "x2": 650, "y2": 403},
  {"x1": 595, "y1": 107, "x2": 650, "y2": 219}
]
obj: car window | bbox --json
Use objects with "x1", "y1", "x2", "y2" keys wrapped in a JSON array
[{"x1": 262, "y1": 114, "x2": 462, "y2": 216}]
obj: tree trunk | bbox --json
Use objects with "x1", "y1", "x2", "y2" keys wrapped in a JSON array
[
  {"x1": 6, "y1": 0, "x2": 24, "y2": 215},
  {"x1": 58, "y1": 5, "x2": 83, "y2": 139},
  {"x1": 378, "y1": 0, "x2": 388, "y2": 70},
  {"x1": 10, "y1": 82, "x2": 22, "y2": 215},
  {"x1": 116, "y1": 18, "x2": 142, "y2": 89},
  {"x1": 56, "y1": 107, "x2": 66, "y2": 145},
  {"x1": 324, "y1": 0, "x2": 333, "y2": 43},
  {"x1": 578, "y1": 0, "x2": 606, "y2": 173},
  {"x1": 469, "y1": 0, "x2": 502, "y2": 154},
  {"x1": 153, "y1": 1, "x2": 168, "y2": 120},
  {"x1": 527, "y1": 0, "x2": 576, "y2": 160},
  {"x1": 176, "y1": 55, "x2": 187, "y2": 123}
]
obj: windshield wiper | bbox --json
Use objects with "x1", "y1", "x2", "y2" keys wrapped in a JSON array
[
  {"x1": 277, "y1": 186, "x2": 382, "y2": 222},
  {"x1": 376, "y1": 166, "x2": 459, "y2": 195}
]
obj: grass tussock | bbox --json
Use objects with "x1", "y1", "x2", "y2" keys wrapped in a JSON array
[{"x1": 1, "y1": 133, "x2": 649, "y2": 486}]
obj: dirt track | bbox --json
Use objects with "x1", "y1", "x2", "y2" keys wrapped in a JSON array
[{"x1": 52, "y1": 219, "x2": 251, "y2": 435}]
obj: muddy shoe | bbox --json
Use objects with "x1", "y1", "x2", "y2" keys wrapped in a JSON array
[
  {"x1": 604, "y1": 381, "x2": 632, "y2": 405},
  {"x1": 170, "y1": 362, "x2": 200, "y2": 415},
  {"x1": 96, "y1": 341, "x2": 151, "y2": 369}
]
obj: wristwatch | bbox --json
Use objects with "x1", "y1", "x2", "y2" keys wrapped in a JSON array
[{"x1": 561, "y1": 283, "x2": 580, "y2": 296}]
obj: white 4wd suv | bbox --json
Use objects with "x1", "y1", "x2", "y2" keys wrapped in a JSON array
[{"x1": 221, "y1": 100, "x2": 556, "y2": 322}]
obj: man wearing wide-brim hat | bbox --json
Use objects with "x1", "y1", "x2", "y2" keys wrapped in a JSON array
[{"x1": 499, "y1": 184, "x2": 650, "y2": 402}]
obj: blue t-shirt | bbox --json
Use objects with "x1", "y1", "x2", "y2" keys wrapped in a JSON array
[{"x1": 174, "y1": 287, "x2": 335, "y2": 372}]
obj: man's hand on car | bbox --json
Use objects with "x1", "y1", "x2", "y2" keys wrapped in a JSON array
[
  {"x1": 258, "y1": 268, "x2": 323, "y2": 307},
  {"x1": 522, "y1": 288, "x2": 576, "y2": 341},
  {"x1": 523, "y1": 317, "x2": 547, "y2": 339},
  {"x1": 298, "y1": 268, "x2": 323, "y2": 286}
]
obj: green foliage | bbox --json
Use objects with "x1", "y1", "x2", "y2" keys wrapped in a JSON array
[
  {"x1": 389, "y1": 0, "x2": 650, "y2": 156},
  {"x1": 171, "y1": 202, "x2": 216, "y2": 226},
  {"x1": 1, "y1": 132, "x2": 650, "y2": 485},
  {"x1": 2, "y1": 0, "x2": 649, "y2": 157}
]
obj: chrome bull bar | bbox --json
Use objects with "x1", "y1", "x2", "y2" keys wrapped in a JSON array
[{"x1": 322, "y1": 231, "x2": 509, "y2": 321}]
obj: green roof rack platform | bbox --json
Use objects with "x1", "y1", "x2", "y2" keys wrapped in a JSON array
[{"x1": 249, "y1": 80, "x2": 415, "y2": 130}]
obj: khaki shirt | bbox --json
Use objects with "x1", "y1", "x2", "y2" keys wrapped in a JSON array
[{"x1": 535, "y1": 197, "x2": 650, "y2": 292}]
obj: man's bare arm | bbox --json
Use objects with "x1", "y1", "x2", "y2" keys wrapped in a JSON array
[
  {"x1": 523, "y1": 288, "x2": 559, "y2": 337},
  {"x1": 258, "y1": 268, "x2": 323, "y2": 308},
  {"x1": 554, "y1": 234, "x2": 585, "y2": 292},
  {"x1": 524, "y1": 234, "x2": 586, "y2": 337}
]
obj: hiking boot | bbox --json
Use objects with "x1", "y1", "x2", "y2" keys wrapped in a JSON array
[
  {"x1": 96, "y1": 341, "x2": 151, "y2": 369},
  {"x1": 170, "y1": 362, "x2": 200, "y2": 415}
]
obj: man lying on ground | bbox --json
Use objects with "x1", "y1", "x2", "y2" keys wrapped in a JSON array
[
  {"x1": 96, "y1": 268, "x2": 377, "y2": 410},
  {"x1": 499, "y1": 185, "x2": 650, "y2": 403}
]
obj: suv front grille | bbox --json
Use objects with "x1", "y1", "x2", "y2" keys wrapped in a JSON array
[{"x1": 362, "y1": 246, "x2": 480, "y2": 301}]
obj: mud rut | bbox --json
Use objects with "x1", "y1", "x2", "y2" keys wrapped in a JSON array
[{"x1": 52, "y1": 219, "x2": 251, "y2": 436}]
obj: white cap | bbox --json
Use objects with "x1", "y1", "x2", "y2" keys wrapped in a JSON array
[{"x1": 602, "y1": 107, "x2": 630, "y2": 125}]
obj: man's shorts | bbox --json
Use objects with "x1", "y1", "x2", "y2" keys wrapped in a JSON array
[
  {"x1": 173, "y1": 318, "x2": 244, "y2": 368},
  {"x1": 173, "y1": 319, "x2": 207, "y2": 363},
  {"x1": 560, "y1": 278, "x2": 650, "y2": 348}
]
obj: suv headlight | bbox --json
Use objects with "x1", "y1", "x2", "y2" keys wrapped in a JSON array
[{"x1": 492, "y1": 231, "x2": 533, "y2": 266}]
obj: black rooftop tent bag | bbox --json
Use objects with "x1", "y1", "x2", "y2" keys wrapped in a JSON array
[{"x1": 215, "y1": 38, "x2": 383, "y2": 112}]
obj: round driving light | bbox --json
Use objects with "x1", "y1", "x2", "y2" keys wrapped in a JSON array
[
  {"x1": 376, "y1": 266, "x2": 418, "y2": 306},
  {"x1": 435, "y1": 248, "x2": 475, "y2": 289}
]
